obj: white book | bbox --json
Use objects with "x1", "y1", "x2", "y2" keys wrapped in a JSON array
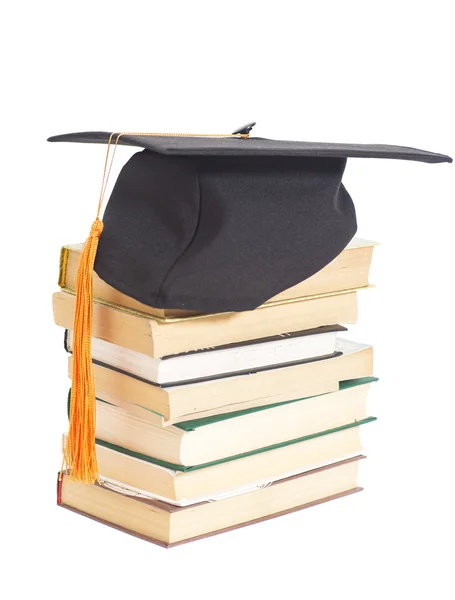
[
  {"x1": 97, "y1": 450, "x2": 363, "y2": 507},
  {"x1": 66, "y1": 324, "x2": 345, "y2": 385}
]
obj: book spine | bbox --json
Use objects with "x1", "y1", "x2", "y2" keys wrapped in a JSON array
[
  {"x1": 57, "y1": 473, "x2": 63, "y2": 505},
  {"x1": 64, "y1": 330, "x2": 70, "y2": 353},
  {"x1": 58, "y1": 247, "x2": 69, "y2": 288}
]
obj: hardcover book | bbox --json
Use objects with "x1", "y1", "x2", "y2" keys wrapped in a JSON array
[
  {"x1": 64, "y1": 418, "x2": 375, "y2": 503},
  {"x1": 58, "y1": 456, "x2": 365, "y2": 547},
  {"x1": 87, "y1": 377, "x2": 377, "y2": 466},
  {"x1": 65, "y1": 324, "x2": 346, "y2": 385},
  {"x1": 59, "y1": 237, "x2": 376, "y2": 318},
  {"x1": 53, "y1": 288, "x2": 359, "y2": 358},
  {"x1": 78, "y1": 339, "x2": 374, "y2": 423}
]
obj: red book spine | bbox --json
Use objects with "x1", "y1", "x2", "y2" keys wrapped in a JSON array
[{"x1": 57, "y1": 473, "x2": 63, "y2": 505}]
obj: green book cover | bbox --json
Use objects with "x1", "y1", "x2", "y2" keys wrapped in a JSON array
[
  {"x1": 175, "y1": 377, "x2": 378, "y2": 431},
  {"x1": 95, "y1": 417, "x2": 377, "y2": 472},
  {"x1": 67, "y1": 376, "x2": 378, "y2": 471},
  {"x1": 70, "y1": 376, "x2": 378, "y2": 429}
]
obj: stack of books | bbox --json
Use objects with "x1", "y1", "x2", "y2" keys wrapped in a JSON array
[{"x1": 54, "y1": 237, "x2": 378, "y2": 547}]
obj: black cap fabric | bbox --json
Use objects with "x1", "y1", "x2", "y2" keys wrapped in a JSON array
[{"x1": 49, "y1": 131, "x2": 452, "y2": 313}]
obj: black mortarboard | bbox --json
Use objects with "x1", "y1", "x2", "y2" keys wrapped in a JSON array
[
  {"x1": 49, "y1": 125, "x2": 451, "y2": 484},
  {"x1": 48, "y1": 126, "x2": 452, "y2": 313}
]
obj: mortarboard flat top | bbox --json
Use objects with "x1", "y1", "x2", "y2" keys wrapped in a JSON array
[
  {"x1": 48, "y1": 131, "x2": 452, "y2": 163},
  {"x1": 49, "y1": 129, "x2": 451, "y2": 313}
]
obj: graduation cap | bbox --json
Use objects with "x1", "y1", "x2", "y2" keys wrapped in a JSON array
[{"x1": 49, "y1": 124, "x2": 451, "y2": 483}]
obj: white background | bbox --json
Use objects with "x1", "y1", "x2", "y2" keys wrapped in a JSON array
[{"x1": 2, "y1": 1, "x2": 454, "y2": 598}]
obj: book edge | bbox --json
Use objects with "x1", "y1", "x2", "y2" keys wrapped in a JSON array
[
  {"x1": 57, "y1": 286, "x2": 369, "y2": 324},
  {"x1": 57, "y1": 486, "x2": 363, "y2": 548}
]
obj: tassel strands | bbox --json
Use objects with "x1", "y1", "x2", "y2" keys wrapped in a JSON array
[
  {"x1": 61, "y1": 131, "x2": 115, "y2": 483},
  {"x1": 63, "y1": 219, "x2": 103, "y2": 483}
]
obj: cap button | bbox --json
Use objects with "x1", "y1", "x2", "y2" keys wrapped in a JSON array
[{"x1": 232, "y1": 122, "x2": 256, "y2": 136}]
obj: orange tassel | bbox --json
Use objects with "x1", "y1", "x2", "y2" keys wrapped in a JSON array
[{"x1": 63, "y1": 218, "x2": 103, "y2": 483}]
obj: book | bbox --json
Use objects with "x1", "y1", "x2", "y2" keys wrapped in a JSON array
[
  {"x1": 64, "y1": 417, "x2": 375, "y2": 503},
  {"x1": 57, "y1": 456, "x2": 364, "y2": 547},
  {"x1": 76, "y1": 339, "x2": 373, "y2": 423},
  {"x1": 59, "y1": 237, "x2": 375, "y2": 319},
  {"x1": 53, "y1": 288, "x2": 359, "y2": 358},
  {"x1": 65, "y1": 325, "x2": 345, "y2": 385},
  {"x1": 88, "y1": 377, "x2": 376, "y2": 466},
  {"x1": 97, "y1": 458, "x2": 362, "y2": 505}
]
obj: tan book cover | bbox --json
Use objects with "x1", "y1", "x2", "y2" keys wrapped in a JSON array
[
  {"x1": 58, "y1": 456, "x2": 365, "y2": 547},
  {"x1": 59, "y1": 237, "x2": 375, "y2": 319},
  {"x1": 53, "y1": 288, "x2": 359, "y2": 358},
  {"x1": 70, "y1": 339, "x2": 373, "y2": 423}
]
